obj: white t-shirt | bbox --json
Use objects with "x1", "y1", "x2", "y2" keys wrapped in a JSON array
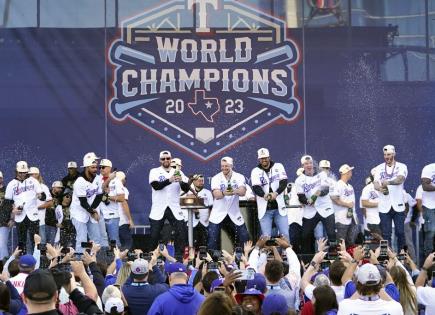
[
  {"x1": 287, "y1": 184, "x2": 303, "y2": 226},
  {"x1": 338, "y1": 297, "x2": 403, "y2": 315},
  {"x1": 185, "y1": 187, "x2": 213, "y2": 227},
  {"x1": 210, "y1": 171, "x2": 246, "y2": 225},
  {"x1": 417, "y1": 286, "x2": 435, "y2": 315},
  {"x1": 295, "y1": 172, "x2": 334, "y2": 219},
  {"x1": 331, "y1": 179, "x2": 356, "y2": 225},
  {"x1": 304, "y1": 284, "x2": 345, "y2": 303},
  {"x1": 100, "y1": 178, "x2": 124, "y2": 219},
  {"x1": 149, "y1": 166, "x2": 188, "y2": 221},
  {"x1": 421, "y1": 163, "x2": 435, "y2": 209},
  {"x1": 5, "y1": 177, "x2": 43, "y2": 223},
  {"x1": 360, "y1": 182, "x2": 380, "y2": 225},
  {"x1": 251, "y1": 162, "x2": 288, "y2": 219},
  {"x1": 119, "y1": 187, "x2": 130, "y2": 226},
  {"x1": 373, "y1": 161, "x2": 408, "y2": 213},
  {"x1": 37, "y1": 184, "x2": 53, "y2": 226},
  {"x1": 9, "y1": 272, "x2": 29, "y2": 295},
  {"x1": 70, "y1": 175, "x2": 103, "y2": 223}
]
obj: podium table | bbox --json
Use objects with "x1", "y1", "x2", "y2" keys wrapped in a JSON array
[{"x1": 181, "y1": 205, "x2": 204, "y2": 248}]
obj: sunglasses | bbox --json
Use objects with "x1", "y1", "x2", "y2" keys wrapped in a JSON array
[
  {"x1": 99, "y1": 166, "x2": 107, "y2": 170},
  {"x1": 160, "y1": 157, "x2": 171, "y2": 161}
]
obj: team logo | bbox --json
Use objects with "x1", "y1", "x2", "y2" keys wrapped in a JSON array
[{"x1": 108, "y1": 0, "x2": 301, "y2": 160}]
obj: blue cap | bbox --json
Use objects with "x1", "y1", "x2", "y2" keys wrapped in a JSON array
[
  {"x1": 235, "y1": 288, "x2": 264, "y2": 304},
  {"x1": 261, "y1": 293, "x2": 288, "y2": 315},
  {"x1": 246, "y1": 273, "x2": 267, "y2": 293},
  {"x1": 165, "y1": 262, "x2": 187, "y2": 274},
  {"x1": 210, "y1": 278, "x2": 224, "y2": 292},
  {"x1": 19, "y1": 254, "x2": 36, "y2": 269}
]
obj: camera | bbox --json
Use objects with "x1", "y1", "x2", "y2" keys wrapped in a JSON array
[{"x1": 210, "y1": 249, "x2": 223, "y2": 262}]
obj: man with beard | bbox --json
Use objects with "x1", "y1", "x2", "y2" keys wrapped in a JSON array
[
  {"x1": 295, "y1": 155, "x2": 336, "y2": 254},
  {"x1": 62, "y1": 161, "x2": 79, "y2": 191},
  {"x1": 251, "y1": 148, "x2": 289, "y2": 240},
  {"x1": 70, "y1": 153, "x2": 104, "y2": 252},
  {"x1": 149, "y1": 151, "x2": 190, "y2": 255},
  {"x1": 372, "y1": 145, "x2": 408, "y2": 251},
  {"x1": 208, "y1": 156, "x2": 250, "y2": 250}
]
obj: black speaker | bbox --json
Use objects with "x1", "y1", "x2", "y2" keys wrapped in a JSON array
[{"x1": 132, "y1": 234, "x2": 155, "y2": 252}]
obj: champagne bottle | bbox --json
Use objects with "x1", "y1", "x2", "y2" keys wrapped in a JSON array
[
  {"x1": 284, "y1": 193, "x2": 290, "y2": 207},
  {"x1": 310, "y1": 194, "x2": 318, "y2": 204},
  {"x1": 347, "y1": 208, "x2": 353, "y2": 218},
  {"x1": 227, "y1": 181, "x2": 233, "y2": 192}
]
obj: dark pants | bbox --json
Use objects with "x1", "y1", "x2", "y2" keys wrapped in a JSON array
[
  {"x1": 301, "y1": 213, "x2": 336, "y2": 254},
  {"x1": 59, "y1": 220, "x2": 76, "y2": 248},
  {"x1": 207, "y1": 215, "x2": 250, "y2": 250},
  {"x1": 193, "y1": 223, "x2": 208, "y2": 249},
  {"x1": 336, "y1": 221, "x2": 358, "y2": 246},
  {"x1": 367, "y1": 223, "x2": 382, "y2": 236},
  {"x1": 16, "y1": 217, "x2": 39, "y2": 253},
  {"x1": 289, "y1": 223, "x2": 303, "y2": 254},
  {"x1": 119, "y1": 224, "x2": 133, "y2": 250},
  {"x1": 379, "y1": 208, "x2": 406, "y2": 251},
  {"x1": 149, "y1": 207, "x2": 187, "y2": 255}
]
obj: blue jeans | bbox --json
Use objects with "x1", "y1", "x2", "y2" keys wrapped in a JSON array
[
  {"x1": 72, "y1": 218, "x2": 102, "y2": 253},
  {"x1": 39, "y1": 225, "x2": 47, "y2": 244},
  {"x1": 45, "y1": 225, "x2": 57, "y2": 245},
  {"x1": 423, "y1": 206, "x2": 435, "y2": 257},
  {"x1": 379, "y1": 208, "x2": 406, "y2": 252},
  {"x1": 105, "y1": 218, "x2": 121, "y2": 247},
  {"x1": 259, "y1": 209, "x2": 289, "y2": 240},
  {"x1": 207, "y1": 215, "x2": 250, "y2": 250},
  {"x1": 0, "y1": 227, "x2": 10, "y2": 260},
  {"x1": 98, "y1": 215, "x2": 109, "y2": 247},
  {"x1": 119, "y1": 224, "x2": 133, "y2": 250}
]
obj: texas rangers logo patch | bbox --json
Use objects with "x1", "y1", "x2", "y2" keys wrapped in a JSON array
[{"x1": 108, "y1": 0, "x2": 301, "y2": 160}]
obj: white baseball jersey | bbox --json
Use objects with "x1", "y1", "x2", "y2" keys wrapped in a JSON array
[
  {"x1": 250, "y1": 162, "x2": 288, "y2": 220},
  {"x1": 5, "y1": 177, "x2": 43, "y2": 223},
  {"x1": 70, "y1": 175, "x2": 103, "y2": 223},
  {"x1": 149, "y1": 166, "x2": 188, "y2": 221},
  {"x1": 287, "y1": 184, "x2": 303, "y2": 226},
  {"x1": 295, "y1": 172, "x2": 334, "y2": 219},
  {"x1": 210, "y1": 171, "x2": 246, "y2": 225},
  {"x1": 37, "y1": 184, "x2": 53, "y2": 226},
  {"x1": 360, "y1": 183, "x2": 380, "y2": 225},
  {"x1": 100, "y1": 177, "x2": 124, "y2": 219},
  {"x1": 421, "y1": 163, "x2": 435, "y2": 209},
  {"x1": 331, "y1": 180, "x2": 357, "y2": 225},
  {"x1": 373, "y1": 161, "x2": 407, "y2": 213},
  {"x1": 119, "y1": 187, "x2": 130, "y2": 226},
  {"x1": 185, "y1": 187, "x2": 213, "y2": 227}
]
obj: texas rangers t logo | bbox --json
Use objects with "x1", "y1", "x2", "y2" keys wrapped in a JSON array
[{"x1": 108, "y1": 0, "x2": 301, "y2": 160}]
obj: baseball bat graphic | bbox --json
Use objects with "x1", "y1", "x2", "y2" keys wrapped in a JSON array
[
  {"x1": 112, "y1": 98, "x2": 159, "y2": 119},
  {"x1": 255, "y1": 45, "x2": 295, "y2": 65},
  {"x1": 113, "y1": 45, "x2": 156, "y2": 65}
]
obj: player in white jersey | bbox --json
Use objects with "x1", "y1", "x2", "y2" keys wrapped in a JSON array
[
  {"x1": 209, "y1": 156, "x2": 250, "y2": 250},
  {"x1": 360, "y1": 175, "x2": 382, "y2": 236},
  {"x1": 4, "y1": 161, "x2": 45, "y2": 252},
  {"x1": 70, "y1": 153, "x2": 105, "y2": 253},
  {"x1": 295, "y1": 155, "x2": 336, "y2": 254},
  {"x1": 331, "y1": 164, "x2": 358, "y2": 246},
  {"x1": 288, "y1": 168, "x2": 304, "y2": 253},
  {"x1": 251, "y1": 148, "x2": 289, "y2": 240},
  {"x1": 149, "y1": 150, "x2": 190, "y2": 255},
  {"x1": 373, "y1": 145, "x2": 407, "y2": 251},
  {"x1": 420, "y1": 163, "x2": 435, "y2": 257},
  {"x1": 116, "y1": 171, "x2": 134, "y2": 250}
]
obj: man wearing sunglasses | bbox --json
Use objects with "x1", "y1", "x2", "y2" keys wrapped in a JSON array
[{"x1": 149, "y1": 151, "x2": 190, "y2": 255}]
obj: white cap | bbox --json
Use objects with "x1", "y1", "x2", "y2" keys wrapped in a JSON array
[
  {"x1": 28, "y1": 167, "x2": 40, "y2": 175},
  {"x1": 67, "y1": 161, "x2": 77, "y2": 168},
  {"x1": 300, "y1": 155, "x2": 313, "y2": 165},
  {"x1": 257, "y1": 148, "x2": 270, "y2": 159},
  {"x1": 339, "y1": 164, "x2": 354, "y2": 174},
  {"x1": 16, "y1": 161, "x2": 29, "y2": 173},
  {"x1": 319, "y1": 160, "x2": 331, "y2": 168},
  {"x1": 100, "y1": 159, "x2": 112, "y2": 168},
  {"x1": 221, "y1": 156, "x2": 233, "y2": 165},
  {"x1": 0, "y1": 171, "x2": 3, "y2": 178},
  {"x1": 159, "y1": 150, "x2": 171, "y2": 159},
  {"x1": 296, "y1": 167, "x2": 304, "y2": 176},
  {"x1": 365, "y1": 177, "x2": 372, "y2": 185},
  {"x1": 83, "y1": 152, "x2": 100, "y2": 160},
  {"x1": 82, "y1": 154, "x2": 98, "y2": 168},
  {"x1": 357, "y1": 263, "x2": 381, "y2": 285},
  {"x1": 172, "y1": 158, "x2": 182, "y2": 167},
  {"x1": 116, "y1": 171, "x2": 126, "y2": 181},
  {"x1": 131, "y1": 259, "x2": 149, "y2": 276},
  {"x1": 383, "y1": 145, "x2": 395, "y2": 154},
  {"x1": 104, "y1": 297, "x2": 124, "y2": 313},
  {"x1": 52, "y1": 181, "x2": 64, "y2": 188}
]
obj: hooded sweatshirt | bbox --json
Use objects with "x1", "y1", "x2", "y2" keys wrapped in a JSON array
[{"x1": 147, "y1": 284, "x2": 205, "y2": 315}]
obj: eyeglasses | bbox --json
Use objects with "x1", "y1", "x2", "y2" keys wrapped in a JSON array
[
  {"x1": 160, "y1": 157, "x2": 171, "y2": 161},
  {"x1": 99, "y1": 166, "x2": 107, "y2": 170}
]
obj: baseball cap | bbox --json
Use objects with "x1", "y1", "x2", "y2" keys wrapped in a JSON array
[
  {"x1": 19, "y1": 254, "x2": 37, "y2": 269},
  {"x1": 0, "y1": 171, "x2": 3, "y2": 178},
  {"x1": 171, "y1": 158, "x2": 182, "y2": 167},
  {"x1": 52, "y1": 181, "x2": 64, "y2": 188},
  {"x1": 28, "y1": 167, "x2": 40, "y2": 175},
  {"x1": 115, "y1": 171, "x2": 126, "y2": 181},
  {"x1": 296, "y1": 167, "x2": 304, "y2": 176},
  {"x1": 210, "y1": 278, "x2": 224, "y2": 292},
  {"x1": 357, "y1": 263, "x2": 381, "y2": 285},
  {"x1": 339, "y1": 164, "x2": 354, "y2": 174},
  {"x1": 383, "y1": 145, "x2": 395, "y2": 154},
  {"x1": 16, "y1": 161, "x2": 29, "y2": 173},
  {"x1": 130, "y1": 259, "x2": 149, "y2": 278},
  {"x1": 235, "y1": 288, "x2": 265, "y2": 304},
  {"x1": 104, "y1": 297, "x2": 124, "y2": 313},
  {"x1": 257, "y1": 148, "x2": 270, "y2": 159},
  {"x1": 313, "y1": 273, "x2": 331, "y2": 287},
  {"x1": 100, "y1": 159, "x2": 112, "y2": 168},
  {"x1": 246, "y1": 273, "x2": 267, "y2": 293},
  {"x1": 82, "y1": 153, "x2": 98, "y2": 168},
  {"x1": 319, "y1": 160, "x2": 331, "y2": 168},
  {"x1": 159, "y1": 150, "x2": 172, "y2": 159},
  {"x1": 67, "y1": 161, "x2": 77, "y2": 168},
  {"x1": 261, "y1": 293, "x2": 288, "y2": 315},
  {"x1": 221, "y1": 156, "x2": 233, "y2": 165},
  {"x1": 300, "y1": 155, "x2": 313, "y2": 165},
  {"x1": 83, "y1": 152, "x2": 100, "y2": 160},
  {"x1": 23, "y1": 269, "x2": 57, "y2": 302},
  {"x1": 165, "y1": 262, "x2": 187, "y2": 274}
]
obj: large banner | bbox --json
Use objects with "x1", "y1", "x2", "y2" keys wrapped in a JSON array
[{"x1": 0, "y1": 0, "x2": 434, "y2": 225}]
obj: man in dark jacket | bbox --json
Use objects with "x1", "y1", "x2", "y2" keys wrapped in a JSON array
[{"x1": 147, "y1": 262, "x2": 205, "y2": 315}]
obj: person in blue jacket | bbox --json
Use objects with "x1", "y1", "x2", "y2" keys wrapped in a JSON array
[{"x1": 147, "y1": 262, "x2": 205, "y2": 315}]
